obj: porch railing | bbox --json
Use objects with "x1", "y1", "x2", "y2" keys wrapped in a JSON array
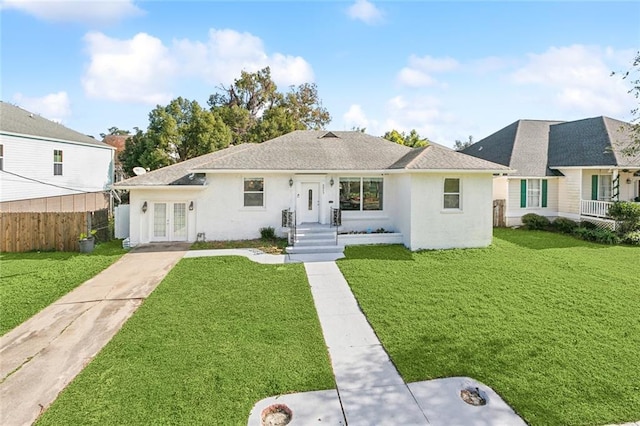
[
  {"x1": 580, "y1": 200, "x2": 613, "y2": 219},
  {"x1": 281, "y1": 209, "x2": 296, "y2": 245},
  {"x1": 330, "y1": 207, "x2": 341, "y2": 245}
]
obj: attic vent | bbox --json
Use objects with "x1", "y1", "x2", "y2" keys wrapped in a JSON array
[{"x1": 320, "y1": 131, "x2": 339, "y2": 139}]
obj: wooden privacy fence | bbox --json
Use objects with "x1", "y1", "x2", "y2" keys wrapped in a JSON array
[
  {"x1": 1, "y1": 209, "x2": 110, "y2": 253},
  {"x1": 493, "y1": 199, "x2": 506, "y2": 227}
]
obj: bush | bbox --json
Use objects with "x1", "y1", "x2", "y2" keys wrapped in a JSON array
[
  {"x1": 551, "y1": 217, "x2": 578, "y2": 234},
  {"x1": 608, "y1": 201, "x2": 640, "y2": 235},
  {"x1": 259, "y1": 226, "x2": 276, "y2": 240},
  {"x1": 579, "y1": 220, "x2": 597, "y2": 230},
  {"x1": 573, "y1": 227, "x2": 620, "y2": 245},
  {"x1": 623, "y1": 230, "x2": 640, "y2": 246},
  {"x1": 521, "y1": 213, "x2": 550, "y2": 230}
]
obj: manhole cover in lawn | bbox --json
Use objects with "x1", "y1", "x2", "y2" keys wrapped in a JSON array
[
  {"x1": 460, "y1": 387, "x2": 487, "y2": 406},
  {"x1": 261, "y1": 404, "x2": 292, "y2": 426}
]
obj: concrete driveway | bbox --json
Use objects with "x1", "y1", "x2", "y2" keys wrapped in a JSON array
[{"x1": 0, "y1": 243, "x2": 188, "y2": 426}]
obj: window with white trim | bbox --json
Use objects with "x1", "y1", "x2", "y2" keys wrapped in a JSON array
[
  {"x1": 443, "y1": 178, "x2": 461, "y2": 209},
  {"x1": 527, "y1": 179, "x2": 541, "y2": 208},
  {"x1": 53, "y1": 150, "x2": 63, "y2": 176},
  {"x1": 0, "y1": 144, "x2": 3, "y2": 170},
  {"x1": 598, "y1": 175, "x2": 612, "y2": 201},
  {"x1": 243, "y1": 178, "x2": 264, "y2": 207},
  {"x1": 339, "y1": 177, "x2": 383, "y2": 211}
]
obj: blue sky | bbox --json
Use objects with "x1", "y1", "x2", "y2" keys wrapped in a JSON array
[{"x1": 1, "y1": 0, "x2": 638, "y2": 147}]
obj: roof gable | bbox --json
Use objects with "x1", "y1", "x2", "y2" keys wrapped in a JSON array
[
  {"x1": 548, "y1": 116, "x2": 640, "y2": 167},
  {"x1": 463, "y1": 120, "x2": 563, "y2": 176},
  {"x1": 0, "y1": 101, "x2": 112, "y2": 148}
]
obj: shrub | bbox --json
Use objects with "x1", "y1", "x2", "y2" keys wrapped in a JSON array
[
  {"x1": 521, "y1": 213, "x2": 550, "y2": 230},
  {"x1": 259, "y1": 226, "x2": 276, "y2": 240},
  {"x1": 573, "y1": 227, "x2": 620, "y2": 245},
  {"x1": 607, "y1": 201, "x2": 640, "y2": 235},
  {"x1": 579, "y1": 220, "x2": 597, "y2": 230},
  {"x1": 551, "y1": 217, "x2": 578, "y2": 234},
  {"x1": 623, "y1": 230, "x2": 640, "y2": 246}
]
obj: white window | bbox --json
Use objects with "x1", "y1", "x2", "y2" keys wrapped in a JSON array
[
  {"x1": 0, "y1": 144, "x2": 3, "y2": 170},
  {"x1": 53, "y1": 149, "x2": 63, "y2": 176},
  {"x1": 443, "y1": 178, "x2": 461, "y2": 209},
  {"x1": 339, "y1": 177, "x2": 383, "y2": 211},
  {"x1": 243, "y1": 178, "x2": 264, "y2": 207},
  {"x1": 527, "y1": 179, "x2": 541, "y2": 208},
  {"x1": 598, "y1": 175, "x2": 612, "y2": 201}
]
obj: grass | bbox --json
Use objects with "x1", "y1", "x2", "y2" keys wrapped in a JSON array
[
  {"x1": 191, "y1": 238, "x2": 288, "y2": 254},
  {"x1": 37, "y1": 256, "x2": 334, "y2": 425},
  {"x1": 338, "y1": 228, "x2": 640, "y2": 426},
  {"x1": 0, "y1": 240, "x2": 126, "y2": 336}
]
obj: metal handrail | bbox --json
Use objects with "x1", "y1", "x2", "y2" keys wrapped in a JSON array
[
  {"x1": 330, "y1": 207, "x2": 341, "y2": 245},
  {"x1": 281, "y1": 209, "x2": 296, "y2": 246}
]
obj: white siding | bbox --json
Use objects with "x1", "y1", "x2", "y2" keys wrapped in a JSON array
[
  {"x1": 505, "y1": 177, "x2": 560, "y2": 226},
  {"x1": 492, "y1": 176, "x2": 508, "y2": 200},
  {"x1": 409, "y1": 173, "x2": 493, "y2": 250},
  {"x1": 557, "y1": 169, "x2": 581, "y2": 218},
  {"x1": 0, "y1": 133, "x2": 114, "y2": 203}
]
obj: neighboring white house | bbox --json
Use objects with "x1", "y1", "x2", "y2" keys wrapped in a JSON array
[
  {"x1": 0, "y1": 102, "x2": 115, "y2": 212},
  {"x1": 463, "y1": 116, "x2": 640, "y2": 226},
  {"x1": 115, "y1": 130, "x2": 510, "y2": 251}
]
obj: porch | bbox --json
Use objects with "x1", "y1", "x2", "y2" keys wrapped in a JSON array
[{"x1": 580, "y1": 200, "x2": 640, "y2": 219}]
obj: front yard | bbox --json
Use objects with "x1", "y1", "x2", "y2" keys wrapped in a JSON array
[
  {"x1": 36, "y1": 257, "x2": 334, "y2": 425},
  {"x1": 338, "y1": 228, "x2": 640, "y2": 426},
  {"x1": 0, "y1": 240, "x2": 126, "y2": 335}
]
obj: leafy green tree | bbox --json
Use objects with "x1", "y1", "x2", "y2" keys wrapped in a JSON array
[
  {"x1": 209, "y1": 67, "x2": 331, "y2": 144},
  {"x1": 119, "y1": 97, "x2": 232, "y2": 173},
  {"x1": 383, "y1": 129, "x2": 429, "y2": 147},
  {"x1": 454, "y1": 135, "x2": 474, "y2": 151},
  {"x1": 100, "y1": 127, "x2": 130, "y2": 139}
]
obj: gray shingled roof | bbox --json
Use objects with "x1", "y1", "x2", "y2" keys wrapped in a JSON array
[
  {"x1": 115, "y1": 130, "x2": 510, "y2": 187},
  {"x1": 548, "y1": 117, "x2": 640, "y2": 167},
  {"x1": 0, "y1": 101, "x2": 112, "y2": 148},
  {"x1": 462, "y1": 120, "x2": 563, "y2": 176},
  {"x1": 391, "y1": 143, "x2": 512, "y2": 170},
  {"x1": 115, "y1": 143, "x2": 253, "y2": 186}
]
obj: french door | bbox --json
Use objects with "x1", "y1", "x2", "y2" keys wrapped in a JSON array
[{"x1": 152, "y1": 202, "x2": 187, "y2": 241}]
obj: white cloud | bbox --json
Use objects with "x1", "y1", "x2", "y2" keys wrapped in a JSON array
[
  {"x1": 511, "y1": 45, "x2": 633, "y2": 117},
  {"x1": 82, "y1": 29, "x2": 315, "y2": 104},
  {"x1": 397, "y1": 55, "x2": 459, "y2": 88},
  {"x1": 82, "y1": 32, "x2": 175, "y2": 104},
  {"x1": 12, "y1": 91, "x2": 71, "y2": 123},
  {"x1": 343, "y1": 104, "x2": 372, "y2": 130},
  {"x1": 347, "y1": 0, "x2": 383, "y2": 25},
  {"x1": 383, "y1": 95, "x2": 458, "y2": 143},
  {"x1": 2, "y1": 0, "x2": 144, "y2": 24},
  {"x1": 175, "y1": 29, "x2": 314, "y2": 86}
]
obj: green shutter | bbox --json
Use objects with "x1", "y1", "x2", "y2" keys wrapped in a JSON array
[
  {"x1": 520, "y1": 179, "x2": 527, "y2": 208},
  {"x1": 541, "y1": 179, "x2": 548, "y2": 208},
  {"x1": 591, "y1": 175, "x2": 598, "y2": 200}
]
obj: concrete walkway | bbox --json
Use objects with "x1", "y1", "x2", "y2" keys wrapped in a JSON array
[{"x1": 0, "y1": 243, "x2": 188, "y2": 426}]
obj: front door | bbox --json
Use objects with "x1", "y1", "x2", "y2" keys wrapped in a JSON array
[
  {"x1": 152, "y1": 202, "x2": 187, "y2": 242},
  {"x1": 299, "y1": 183, "x2": 319, "y2": 223}
]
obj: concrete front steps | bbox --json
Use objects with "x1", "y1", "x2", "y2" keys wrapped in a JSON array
[{"x1": 286, "y1": 224, "x2": 344, "y2": 257}]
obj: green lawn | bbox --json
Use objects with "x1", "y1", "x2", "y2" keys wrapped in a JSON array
[
  {"x1": 0, "y1": 240, "x2": 126, "y2": 335},
  {"x1": 338, "y1": 228, "x2": 640, "y2": 426},
  {"x1": 37, "y1": 257, "x2": 334, "y2": 425}
]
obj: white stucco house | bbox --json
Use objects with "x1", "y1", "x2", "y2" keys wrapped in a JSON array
[
  {"x1": 114, "y1": 130, "x2": 510, "y2": 251},
  {"x1": 462, "y1": 116, "x2": 640, "y2": 227},
  {"x1": 0, "y1": 101, "x2": 115, "y2": 212}
]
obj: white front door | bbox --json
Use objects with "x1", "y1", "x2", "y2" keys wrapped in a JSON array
[
  {"x1": 299, "y1": 183, "x2": 320, "y2": 223},
  {"x1": 151, "y1": 202, "x2": 187, "y2": 242}
]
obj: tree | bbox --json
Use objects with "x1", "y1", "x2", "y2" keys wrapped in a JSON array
[
  {"x1": 209, "y1": 67, "x2": 331, "y2": 144},
  {"x1": 100, "y1": 126, "x2": 130, "y2": 139},
  {"x1": 612, "y1": 51, "x2": 640, "y2": 155},
  {"x1": 383, "y1": 129, "x2": 429, "y2": 147},
  {"x1": 453, "y1": 135, "x2": 474, "y2": 151},
  {"x1": 119, "y1": 97, "x2": 232, "y2": 173}
]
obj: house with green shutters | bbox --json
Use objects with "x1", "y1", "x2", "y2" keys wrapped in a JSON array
[{"x1": 463, "y1": 117, "x2": 640, "y2": 227}]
